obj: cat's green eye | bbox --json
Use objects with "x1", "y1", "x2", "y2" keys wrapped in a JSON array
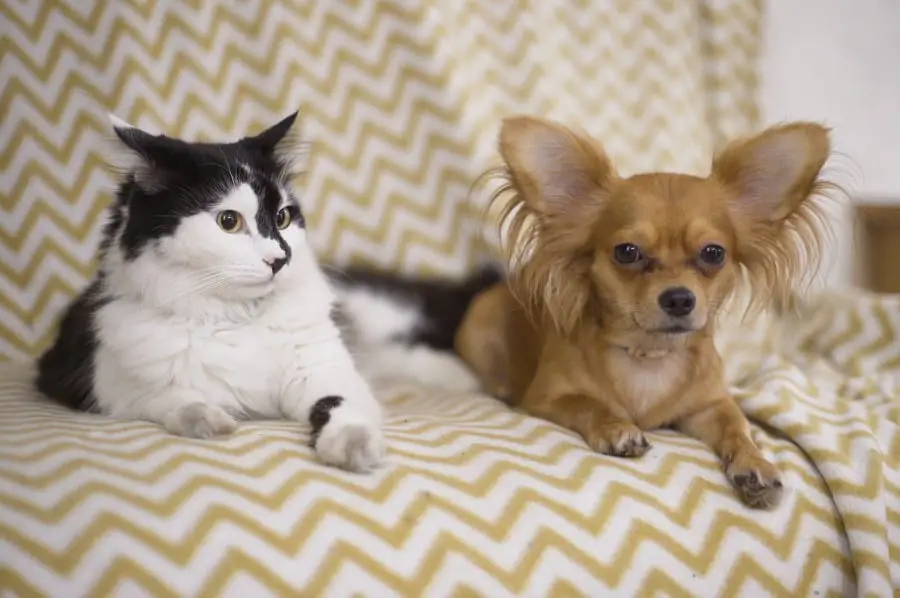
[
  {"x1": 275, "y1": 207, "x2": 291, "y2": 230},
  {"x1": 216, "y1": 210, "x2": 243, "y2": 233}
]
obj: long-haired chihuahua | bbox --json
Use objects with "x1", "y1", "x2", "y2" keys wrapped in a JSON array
[{"x1": 455, "y1": 115, "x2": 837, "y2": 509}]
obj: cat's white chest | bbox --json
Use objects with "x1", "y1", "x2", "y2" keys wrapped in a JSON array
[
  {"x1": 94, "y1": 298, "x2": 298, "y2": 416},
  {"x1": 196, "y1": 320, "x2": 286, "y2": 400}
]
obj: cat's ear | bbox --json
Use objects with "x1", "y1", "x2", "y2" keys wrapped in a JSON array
[
  {"x1": 104, "y1": 114, "x2": 171, "y2": 191},
  {"x1": 244, "y1": 111, "x2": 307, "y2": 175},
  {"x1": 108, "y1": 114, "x2": 155, "y2": 152}
]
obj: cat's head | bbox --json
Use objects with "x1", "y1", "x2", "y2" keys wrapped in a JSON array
[{"x1": 102, "y1": 112, "x2": 318, "y2": 303}]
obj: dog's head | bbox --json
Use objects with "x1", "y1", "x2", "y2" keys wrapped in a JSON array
[{"x1": 493, "y1": 116, "x2": 834, "y2": 347}]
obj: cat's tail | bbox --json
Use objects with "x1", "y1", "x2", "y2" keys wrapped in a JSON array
[
  {"x1": 327, "y1": 263, "x2": 504, "y2": 392},
  {"x1": 329, "y1": 262, "x2": 504, "y2": 351}
]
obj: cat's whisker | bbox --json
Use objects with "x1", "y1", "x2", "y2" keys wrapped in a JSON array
[
  {"x1": 159, "y1": 278, "x2": 247, "y2": 305},
  {"x1": 150, "y1": 271, "x2": 225, "y2": 293},
  {"x1": 152, "y1": 274, "x2": 239, "y2": 306},
  {"x1": 142, "y1": 264, "x2": 275, "y2": 306}
]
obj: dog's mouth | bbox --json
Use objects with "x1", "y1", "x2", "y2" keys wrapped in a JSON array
[
  {"x1": 652, "y1": 324, "x2": 695, "y2": 335},
  {"x1": 631, "y1": 315, "x2": 698, "y2": 335},
  {"x1": 630, "y1": 313, "x2": 706, "y2": 339}
]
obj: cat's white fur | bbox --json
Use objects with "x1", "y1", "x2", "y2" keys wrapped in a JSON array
[
  {"x1": 333, "y1": 284, "x2": 481, "y2": 393},
  {"x1": 94, "y1": 181, "x2": 385, "y2": 472}
]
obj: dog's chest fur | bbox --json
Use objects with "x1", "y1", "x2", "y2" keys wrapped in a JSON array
[{"x1": 605, "y1": 349, "x2": 689, "y2": 422}]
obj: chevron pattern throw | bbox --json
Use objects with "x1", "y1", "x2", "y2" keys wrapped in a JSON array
[
  {"x1": 0, "y1": 0, "x2": 761, "y2": 361},
  {"x1": 5, "y1": 1, "x2": 899, "y2": 596},
  {"x1": 2, "y1": 290, "x2": 900, "y2": 595}
]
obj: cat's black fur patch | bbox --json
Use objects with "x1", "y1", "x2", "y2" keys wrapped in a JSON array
[
  {"x1": 35, "y1": 278, "x2": 107, "y2": 411},
  {"x1": 36, "y1": 112, "x2": 304, "y2": 411},
  {"x1": 250, "y1": 176, "x2": 297, "y2": 270},
  {"x1": 308, "y1": 395, "x2": 344, "y2": 447},
  {"x1": 114, "y1": 114, "x2": 305, "y2": 261},
  {"x1": 332, "y1": 264, "x2": 504, "y2": 352}
]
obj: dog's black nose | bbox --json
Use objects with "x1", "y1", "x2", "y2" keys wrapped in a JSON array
[{"x1": 658, "y1": 287, "x2": 696, "y2": 317}]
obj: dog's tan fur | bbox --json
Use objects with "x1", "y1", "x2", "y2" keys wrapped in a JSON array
[{"x1": 455, "y1": 116, "x2": 837, "y2": 509}]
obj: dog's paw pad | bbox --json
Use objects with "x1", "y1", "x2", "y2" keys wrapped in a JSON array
[
  {"x1": 728, "y1": 461, "x2": 784, "y2": 509},
  {"x1": 588, "y1": 424, "x2": 651, "y2": 458}
]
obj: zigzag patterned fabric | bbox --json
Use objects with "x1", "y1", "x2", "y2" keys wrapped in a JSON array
[
  {"x1": 716, "y1": 294, "x2": 900, "y2": 597},
  {"x1": 3, "y1": 0, "x2": 899, "y2": 596},
  {"x1": 2, "y1": 292, "x2": 900, "y2": 596},
  {"x1": 0, "y1": 0, "x2": 760, "y2": 362}
]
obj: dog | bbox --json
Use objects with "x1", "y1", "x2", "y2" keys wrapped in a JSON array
[{"x1": 455, "y1": 116, "x2": 837, "y2": 509}]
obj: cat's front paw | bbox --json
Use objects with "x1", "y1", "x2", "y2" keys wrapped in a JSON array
[
  {"x1": 309, "y1": 395, "x2": 386, "y2": 473},
  {"x1": 164, "y1": 402, "x2": 238, "y2": 439}
]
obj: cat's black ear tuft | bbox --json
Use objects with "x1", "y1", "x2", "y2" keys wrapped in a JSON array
[
  {"x1": 104, "y1": 114, "x2": 169, "y2": 191},
  {"x1": 245, "y1": 110, "x2": 307, "y2": 176},
  {"x1": 249, "y1": 111, "x2": 298, "y2": 152},
  {"x1": 108, "y1": 115, "x2": 157, "y2": 154}
]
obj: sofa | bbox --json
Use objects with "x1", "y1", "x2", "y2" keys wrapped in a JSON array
[{"x1": 1, "y1": 1, "x2": 897, "y2": 595}]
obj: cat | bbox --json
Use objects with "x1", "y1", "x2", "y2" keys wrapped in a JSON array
[
  {"x1": 36, "y1": 112, "x2": 391, "y2": 471},
  {"x1": 36, "y1": 111, "x2": 500, "y2": 472}
]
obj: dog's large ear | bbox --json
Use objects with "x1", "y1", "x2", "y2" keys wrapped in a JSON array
[
  {"x1": 496, "y1": 116, "x2": 615, "y2": 335},
  {"x1": 713, "y1": 122, "x2": 830, "y2": 222},
  {"x1": 712, "y1": 122, "x2": 833, "y2": 305},
  {"x1": 499, "y1": 116, "x2": 614, "y2": 228}
]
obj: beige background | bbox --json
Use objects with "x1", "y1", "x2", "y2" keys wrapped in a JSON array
[{"x1": 0, "y1": 0, "x2": 761, "y2": 362}]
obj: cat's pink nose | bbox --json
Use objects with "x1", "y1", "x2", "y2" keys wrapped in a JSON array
[{"x1": 263, "y1": 256, "x2": 287, "y2": 275}]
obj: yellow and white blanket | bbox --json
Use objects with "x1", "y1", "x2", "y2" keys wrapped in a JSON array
[
  {"x1": 1, "y1": 292, "x2": 899, "y2": 596},
  {"x1": 2, "y1": 0, "x2": 898, "y2": 596}
]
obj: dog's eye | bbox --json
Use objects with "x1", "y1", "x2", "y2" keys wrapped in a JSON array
[
  {"x1": 699, "y1": 244, "x2": 726, "y2": 265},
  {"x1": 614, "y1": 243, "x2": 642, "y2": 264}
]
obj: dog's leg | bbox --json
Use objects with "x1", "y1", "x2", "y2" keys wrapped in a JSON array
[
  {"x1": 676, "y1": 398, "x2": 783, "y2": 509},
  {"x1": 525, "y1": 393, "x2": 651, "y2": 458},
  {"x1": 454, "y1": 283, "x2": 513, "y2": 399}
]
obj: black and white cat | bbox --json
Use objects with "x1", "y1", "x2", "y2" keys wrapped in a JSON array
[{"x1": 36, "y1": 112, "x2": 497, "y2": 472}]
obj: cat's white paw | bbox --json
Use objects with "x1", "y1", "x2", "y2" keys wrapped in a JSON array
[
  {"x1": 164, "y1": 402, "x2": 238, "y2": 439},
  {"x1": 315, "y1": 420, "x2": 386, "y2": 472},
  {"x1": 309, "y1": 395, "x2": 385, "y2": 473}
]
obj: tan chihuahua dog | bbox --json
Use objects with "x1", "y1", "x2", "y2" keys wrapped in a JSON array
[{"x1": 456, "y1": 116, "x2": 836, "y2": 509}]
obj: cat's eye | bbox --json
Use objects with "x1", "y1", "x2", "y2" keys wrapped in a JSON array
[
  {"x1": 613, "y1": 243, "x2": 643, "y2": 265},
  {"x1": 699, "y1": 244, "x2": 726, "y2": 265},
  {"x1": 216, "y1": 210, "x2": 243, "y2": 233},
  {"x1": 275, "y1": 207, "x2": 291, "y2": 230}
]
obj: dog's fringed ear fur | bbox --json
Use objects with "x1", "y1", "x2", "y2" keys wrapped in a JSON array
[
  {"x1": 712, "y1": 122, "x2": 836, "y2": 310},
  {"x1": 493, "y1": 116, "x2": 615, "y2": 336}
]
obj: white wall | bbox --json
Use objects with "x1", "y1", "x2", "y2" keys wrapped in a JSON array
[{"x1": 758, "y1": 0, "x2": 900, "y2": 286}]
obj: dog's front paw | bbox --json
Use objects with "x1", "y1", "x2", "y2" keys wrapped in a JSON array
[
  {"x1": 586, "y1": 423, "x2": 651, "y2": 458},
  {"x1": 725, "y1": 454, "x2": 784, "y2": 509},
  {"x1": 309, "y1": 395, "x2": 386, "y2": 473},
  {"x1": 164, "y1": 402, "x2": 238, "y2": 439}
]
